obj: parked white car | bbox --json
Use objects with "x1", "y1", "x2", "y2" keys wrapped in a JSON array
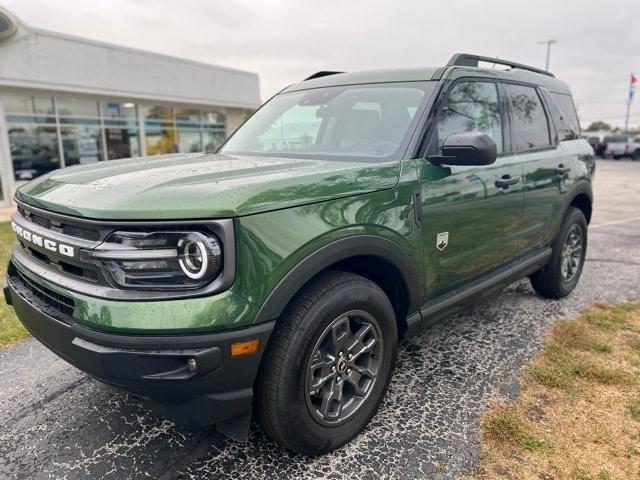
[{"x1": 604, "y1": 135, "x2": 636, "y2": 159}]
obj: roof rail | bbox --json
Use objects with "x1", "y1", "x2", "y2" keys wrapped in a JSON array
[
  {"x1": 304, "y1": 71, "x2": 344, "y2": 81},
  {"x1": 447, "y1": 53, "x2": 555, "y2": 78}
]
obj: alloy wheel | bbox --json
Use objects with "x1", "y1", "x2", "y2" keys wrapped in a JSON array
[
  {"x1": 561, "y1": 224, "x2": 583, "y2": 281},
  {"x1": 305, "y1": 310, "x2": 383, "y2": 426}
]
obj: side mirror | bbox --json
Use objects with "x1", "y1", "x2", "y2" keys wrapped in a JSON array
[{"x1": 428, "y1": 132, "x2": 497, "y2": 166}]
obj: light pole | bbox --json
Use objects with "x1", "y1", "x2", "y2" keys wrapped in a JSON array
[{"x1": 537, "y1": 39, "x2": 556, "y2": 71}]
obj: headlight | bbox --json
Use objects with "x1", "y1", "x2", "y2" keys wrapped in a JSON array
[{"x1": 85, "y1": 230, "x2": 223, "y2": 290}]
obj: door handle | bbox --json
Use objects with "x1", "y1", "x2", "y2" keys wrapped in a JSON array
[
  {"x1": 495, "y1": 175, "x2": 520, "y2": 188},
  {"x1": 555, "y1": 164, "x2": 571, "y2": 175}
]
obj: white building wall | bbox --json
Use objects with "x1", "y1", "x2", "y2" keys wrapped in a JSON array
[
  {"x1": 0, "y1": 27, "x2": 260, "y2": 109},
  {"x1": 0, "y1": 6, "x2": 262, "y2": 206}
]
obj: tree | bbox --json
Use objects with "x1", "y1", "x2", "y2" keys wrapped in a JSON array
[{"x1": 586, "y1": 121, "x2": 612, "y2": 131}]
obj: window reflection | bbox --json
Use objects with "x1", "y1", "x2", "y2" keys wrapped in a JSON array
[
  {"x1": 203, "y1": 129, "x2": 225, "y2": 153},
  {"x1": 176, "y1": 129, "x2": 202, "y2": 153},
  {"x1": 102, "y1": 101, "x2": 139, "y2": 159},
  {"x1": 202, "y1": 109, "x2": 225, "y2": 126},
  {"x1": 3, "y1": 94, "x2": 231, "y2": 182},
  {"x1": 56, "y1": 98, "x2": 99, "y2": 118},
  {"x1": 506, "y1": 84, "x2": 550, "y2": 150},
  {"x1": 143, "y1": 105, "x2": 177, "y2": 155},
  {"x1": 8, "y1": 124, "x2": 61, "y2": 180},
  {"x1": 435, "y1": 81, "x2": 503, "y2": 153},
  {"x1": 106, "y1": 127, "x2": 140, "y2": 159},
  {"x1": 175, "y1": 107, "x2": 202, "y2": 153},
  {"x1": 61, "y1": 125, "x2": 103, "y2": 166},
  {"x1": 175, "y1": 107, "x2": 201, "y2": 127},
  {"x1": 3, "y1": 94, "x2": 55, "y2": 116},
  {"x1": 102, "y1": 101, "x2": 137, "y2": 121}
]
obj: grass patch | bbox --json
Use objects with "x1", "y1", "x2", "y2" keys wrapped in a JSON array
[
  {"x1": 483, "y1": 405, "x2": 549, "y2": 452},
  {"x1": 598, "y1": 470, "x2": 613, "y2": 480},
  {"x1": 464, "y1": 302, "x2": 640, "y2": 480},
  {"x1": 0, "y1": 221, "x2": 28, "y2": 347},
  {"x1": 628, "y1": 400, "x2": 640, "y2": 421},
  {"x1": 589, "y1": 340, "x2": 613, "y2": 354},
  {"x1": 527, "y1": 360, "x2": 573, "y2": 389},
  {"x1": 585, "y1": 303, "x2": 637, "y2": 331}
]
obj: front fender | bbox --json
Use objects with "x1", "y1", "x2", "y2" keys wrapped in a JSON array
[
  {"x1": 229, "y1": 180, "x2": 422, "y2": 325},
  {"x1": 251, "y1": 234, "x2": 421, "y2": 324}
]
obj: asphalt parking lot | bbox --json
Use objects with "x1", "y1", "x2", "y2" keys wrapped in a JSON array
[{"x1": 1, "y1": 160, "x2": 639, "y2": 480}]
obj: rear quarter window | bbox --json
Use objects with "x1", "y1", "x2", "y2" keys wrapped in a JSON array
[
  {"x1": 505, "y1": 84, "x2": 551, "y2": 151},
  {"x1": 550, "y1": 93, "x2": 581, "y2": 137}
]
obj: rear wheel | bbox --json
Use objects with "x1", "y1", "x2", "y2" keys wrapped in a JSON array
[
  {"x1": 530, "y1": 207, "x2": 587, "y2": 299},
  {"x1": 632, "y1": 149, "x2": 640, "y2": 161},
  {"x1": 255, "y1": 271, "x2": 397, "y2": 455}
]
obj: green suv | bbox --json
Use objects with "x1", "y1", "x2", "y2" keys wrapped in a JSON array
[{"x1": 4, "y1": 53, "x2": 594, "y2": 455}]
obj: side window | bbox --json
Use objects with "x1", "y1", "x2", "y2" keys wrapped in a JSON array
[
  {"x1": 550, "y1": 93, "x2": 580, "y2": 139},
  {"x1": 506, "y1": 84, "x2": 551, "y2": 151},
  {"x1": 434, "y1": 81, "x2": 503, "y2": 153}
]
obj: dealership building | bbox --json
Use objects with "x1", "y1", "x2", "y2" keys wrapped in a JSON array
[{"x1": 0, "y1": 6, "x2": 261, "y2": 207}]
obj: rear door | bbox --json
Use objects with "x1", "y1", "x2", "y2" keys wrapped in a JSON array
[{"x1": 419, "y1": 79, "x2": 526, "y2": 301}]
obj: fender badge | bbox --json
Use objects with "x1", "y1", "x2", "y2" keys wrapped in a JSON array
[{"x1": 436, "y1": 232, "x2": 449, "y2": 251}]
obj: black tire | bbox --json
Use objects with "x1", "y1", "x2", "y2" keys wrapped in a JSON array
[
  {"x1": 613, "y1": 154, "x2": 621, "y2": 160},
  {"x1": 530, "y1": 207, "x2": 588, "y2": 299},
  {"x1": 632, "y1": 149, "x2": 640, "y2": 161},
  {"x1": 255, "y1": 271, "x2": 397, "y2": 455}
]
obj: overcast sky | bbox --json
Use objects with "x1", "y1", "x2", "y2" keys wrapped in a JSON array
[{"x1": 6, "y1": 0, "x2": 640, "y2": 128}]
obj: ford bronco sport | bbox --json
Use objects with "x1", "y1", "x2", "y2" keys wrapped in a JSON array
[{"x1": 4, "y1": 53, "x2": 594, "y2": 455}]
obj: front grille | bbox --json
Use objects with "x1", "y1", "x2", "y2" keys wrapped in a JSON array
[
  {"x1": 24, "y1": 245, "x2": 100, "y2": 282},
  {"x1": 30, "y1": 213, "x2": 52, "y2": 229},
  {"x1": 13, "y1": 267, "x2": 75, "y2": 318},
  {"x1": 17, "y1": 205, "x2": 101, "y2": 242},
  {"x1": 61, "y1": 224, "x2": 101, "y2": 241}
]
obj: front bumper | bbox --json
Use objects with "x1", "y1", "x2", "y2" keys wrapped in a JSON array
[{"x1": 4, "y1": 266, "x2": 274, "y2": 436}]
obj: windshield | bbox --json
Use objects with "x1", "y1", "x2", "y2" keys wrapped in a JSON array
[{"x1": 222, "y1": 82, "x2": 433, "y2": 161}]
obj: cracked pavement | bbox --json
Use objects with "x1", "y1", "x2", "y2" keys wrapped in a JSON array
[{"x1": 1, "y1": 160, "x2": 639, "y2": 479}]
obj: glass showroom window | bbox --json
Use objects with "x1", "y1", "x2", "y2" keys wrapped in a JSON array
[
  {"x1": 105, "y1": 128, "x2": 140, "y2": 159},
  {"x1": 56, "y1": 97, "x2": 99, "y2": 117},
  {"x1": 57, "y1": 97, "x2": 103, "y2": 166},
  {"x1": 102, "y1": 101, "x2": 140, "y2": 159},
  {"x1": 8, "y1": 124, "x2": 61, "y2": 180},
  {"x1": 143, "y1": 105, "x2": 177, "y2": 155},
  {"x1": 176, "y1": 129, "x2": 202, "y2": 153},
  {"x1": 3, "y1": 93, "x2": 61, "y2": 181},
  {"x1": 60, "y1": 125, "x2": 104, "y2": 166},
  {"x1": 4, "y1": 94, "x2": 55, "y2": 120},
  {"x1": 202, "y1": 109, "x2": 226, "y2": 153},
  {"x1": 175, "y1": 107, "x2": 202, "y2": 153}
]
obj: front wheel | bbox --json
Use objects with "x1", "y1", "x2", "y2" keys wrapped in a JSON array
[
  {"x1": 255, "y1": 271, "x2": 397, "y2": 455},
  {"x1": 530, "y1": 207, "x2": 588, "y2": 299}
]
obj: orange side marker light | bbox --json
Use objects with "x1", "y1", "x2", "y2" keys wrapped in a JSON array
[{"x1": 230, "y1": 339, "x2": 260, "y2": 357}]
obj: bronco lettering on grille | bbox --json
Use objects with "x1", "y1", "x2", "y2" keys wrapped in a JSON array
[{"x1": 11, "y1": 221, "x2": 75, "y2": 258}]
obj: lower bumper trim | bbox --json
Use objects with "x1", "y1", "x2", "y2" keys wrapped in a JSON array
[{"x1": 6, "y1": 269, "x2": 275, "y2": 431}]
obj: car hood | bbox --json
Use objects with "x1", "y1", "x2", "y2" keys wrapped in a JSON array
[{"x1": 15, "y1": 153, "x2": 401, "y2": 220}]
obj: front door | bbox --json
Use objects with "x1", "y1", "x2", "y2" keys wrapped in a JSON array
[{"x1": 420, "y1": 79, "x2": 526, "y2": 302}]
